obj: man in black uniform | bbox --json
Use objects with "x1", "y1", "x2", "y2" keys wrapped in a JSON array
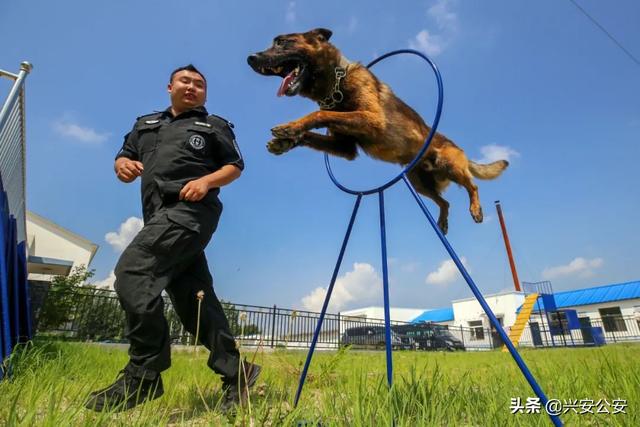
[{"x1": 85, "y1": 64, "x2": 260, "y2": 412}]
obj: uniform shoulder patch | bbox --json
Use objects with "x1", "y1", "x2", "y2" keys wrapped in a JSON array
[
  {"x1": 136, "y1": 111, "x2": 162, "y2": 121},
  {"x1": 207, "y1": 114, "x2": 235, "y2": 129},
  {"x1": 135, "y1": 112, "x2": 163, "y2": 126}
]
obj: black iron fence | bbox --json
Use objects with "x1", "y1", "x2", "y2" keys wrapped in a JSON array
[
  {"x1": 31, "y1": 285, "x2": 640, "y2": 350},
  {"x1": 516, "y1": 313, "x2": 640, "y2": 347}
]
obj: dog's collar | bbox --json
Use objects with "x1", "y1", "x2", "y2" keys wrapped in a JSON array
[{"x1": 318, "y1": 56, "x2": 351, "y2": 110}]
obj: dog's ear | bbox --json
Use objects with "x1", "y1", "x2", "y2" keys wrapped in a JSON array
[{"x1": 311, "y1": 28, "x2": 332, "y2": 42}]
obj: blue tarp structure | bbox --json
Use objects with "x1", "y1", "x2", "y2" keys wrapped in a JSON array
[
  {"x1": 0, "y1": 176, "x2": 32, "y2": 380},
  {"x1": 411, "y1": 307, "x2": 455, "y2": 323}
]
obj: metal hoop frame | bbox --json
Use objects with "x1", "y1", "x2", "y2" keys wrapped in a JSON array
[
  {"x1": 324, "y1": 49, "x2": 443, "y2": 195},
  {"x1": 294, "y1": 49, "x2": 562, "y2": 427}
]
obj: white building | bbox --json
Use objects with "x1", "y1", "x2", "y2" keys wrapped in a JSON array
[
  {"x1": 26, "y1": 210, "x2": 98, "y2": 280},
  {"x1": 411, "y1": 281, "x2": 640, "y2": 346},
  {"x1": 451, "y1": 291, "x2": 525, "y2": 330},
  {"x1": 341, "y1": 280, "x2": 640, "y2": 349},
  {"x1": 340, "y1": 306, "x2": 426, "y2": 323}
]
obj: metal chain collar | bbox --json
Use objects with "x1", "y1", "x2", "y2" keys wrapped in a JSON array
[{"x1": 318, "y1": 66, "x2": 346, "y2": 110}]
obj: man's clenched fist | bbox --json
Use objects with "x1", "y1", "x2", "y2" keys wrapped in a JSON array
[{"x1": 115, "y1": 157, "x2": 144, "y2": 183}]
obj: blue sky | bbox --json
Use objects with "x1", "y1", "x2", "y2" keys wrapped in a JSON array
[{"x1": 2, "y1": 0, "x2": 639, "y2": 313}]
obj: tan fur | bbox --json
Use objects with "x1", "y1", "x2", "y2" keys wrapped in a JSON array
[{"x1": 248, "y1": 29, "x2": 509, "y2": 234}]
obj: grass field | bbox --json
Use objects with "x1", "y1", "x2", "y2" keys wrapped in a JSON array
[{"x1": 1, "y1": 340, "x2": 638, "y2": 426}]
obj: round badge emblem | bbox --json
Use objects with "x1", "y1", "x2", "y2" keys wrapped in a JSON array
[{"x1": 189, "y1": 134, "x2": 205, "y2": 150}]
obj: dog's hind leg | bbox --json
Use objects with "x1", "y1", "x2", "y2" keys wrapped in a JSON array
[
  {"x1": 456, "y1": 173, "x2": 483, "y2": 224},
  {"x1": 407, "y1": 168, "x2": 450, "y2": 235},
  {"x1": 438, "y1": 146, "x2": 484, "y2": 224}
]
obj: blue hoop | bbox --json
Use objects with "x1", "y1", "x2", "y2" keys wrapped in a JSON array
[{"x1": 324, "y1": 49, "x2": 444, "y2": 196}]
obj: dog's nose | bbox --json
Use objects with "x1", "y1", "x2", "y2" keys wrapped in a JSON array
[{"x1": 247, "y1": 55, "x2": 258, "y2": 67}]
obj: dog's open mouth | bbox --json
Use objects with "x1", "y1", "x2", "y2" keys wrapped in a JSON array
[{"x1": 257, "y1": 60, "x2": 307, "y2": 97}]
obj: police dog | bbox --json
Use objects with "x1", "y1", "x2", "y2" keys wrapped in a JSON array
[{"x1": 247, "y1": 28, "x2": 508, "y2": 234}]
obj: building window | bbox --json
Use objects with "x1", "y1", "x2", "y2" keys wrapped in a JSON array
[
  {"x1": 468, "y1": 320, "x2": 484, "y2": 341},
  {"x1": 599, "y1": 307, "x2": 627, "y2": 333},
  {"x1": 548, "y1": 311, "x2": 569, "y2": 334}
]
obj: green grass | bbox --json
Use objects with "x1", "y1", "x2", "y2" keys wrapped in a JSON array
[{"x1": 1, "y1": 341, "x2": 638, "y2": 426}]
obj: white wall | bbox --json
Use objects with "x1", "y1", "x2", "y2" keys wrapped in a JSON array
[
  {"x1": 567, "y1": 300, "x2": 640, "y2": 318},
  {"x1": 341, "y1": 306, "x2": 426, "y2": 323},
  {"x1": 26, "y1": 212, "x2": 97, "y2": 281},
  {"x1": 452, "y1": 291, "x2": 526, "y2": 328}
]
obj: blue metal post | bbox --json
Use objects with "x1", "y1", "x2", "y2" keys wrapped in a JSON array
[
  {"x1": 378, "y1": 191, "x2": 393, "y2": 387},
  {"x1": 402, "y1": 175, "x2": 562, "y2": 427},
  {"x1": 294, "y1": 194, "x2": 362, "y2": 407}
]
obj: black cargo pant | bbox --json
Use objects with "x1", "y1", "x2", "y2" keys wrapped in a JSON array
[{"x1": 113, "y1": 208, "x2": 240, "y2": 381}]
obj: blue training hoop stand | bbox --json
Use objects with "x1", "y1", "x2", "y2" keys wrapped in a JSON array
[{"x1": 292, "y1": 49, "x2": 562, "y2": 427}]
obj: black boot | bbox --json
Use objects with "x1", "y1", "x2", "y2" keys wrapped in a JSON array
[
  {"x1": 220, "y1": 359, "x2": 262, "y2": 413},
  {"x1": 85, "y1": 370, "x2": 164, "y2": 412}
]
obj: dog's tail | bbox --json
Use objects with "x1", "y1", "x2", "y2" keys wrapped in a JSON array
[{"x1": 469, "y1": 160, "x2": 509, "y2": 180}]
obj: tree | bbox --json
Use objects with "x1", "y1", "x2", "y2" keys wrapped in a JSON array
[
  {"x1": 37, "y1": 265, "x2": 94, "y2": 331},
  {"x1": 75, "y1": 289, "x2": 126, "y2": 341},
  {"x1": 221, "y1": 300, "x2": 261, "y2": 337}
]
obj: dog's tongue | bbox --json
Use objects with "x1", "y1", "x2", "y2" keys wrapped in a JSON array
[{"x1": 277, "y1": 70, "x2": 296, "y2": 97}]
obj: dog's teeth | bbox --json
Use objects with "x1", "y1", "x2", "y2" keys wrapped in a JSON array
[{"x1": 260, "y1": 67, "x2": 265, "y2": 73}]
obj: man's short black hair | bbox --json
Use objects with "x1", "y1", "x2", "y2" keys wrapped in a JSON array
[{"x1": 169, "y1": 64, "x2": 207, "y2": 84}]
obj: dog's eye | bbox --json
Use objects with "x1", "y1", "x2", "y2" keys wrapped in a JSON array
[{"x1": 273, "y1": 38, "x2": 286, "y2": 48}]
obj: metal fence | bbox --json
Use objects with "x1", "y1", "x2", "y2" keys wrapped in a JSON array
[
  {"x1": 32, "y1": 286, "x2": 360, "y2": 350},
  {"x1": 0, "y1": 62, "x2": 32, "y2": 243},
  {"x1": 517, "y1": 313, "x2": 640, "y2": 347},
  {"x1": 32, "y1": 285, "x2": 640, "y2": 351}
]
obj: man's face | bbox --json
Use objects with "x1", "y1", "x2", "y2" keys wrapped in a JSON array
[{"x1": 168, "y1": 70, "x2": 207, "y2": 112}]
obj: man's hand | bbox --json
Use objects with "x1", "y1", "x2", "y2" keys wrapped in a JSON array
[
  {"x1": 179, "y1": 165, "x2": 241, "y2": 202},
  {"x1": 115, "y1": 157, "x2": 144, "y2": 183},
  {"x1": 179, "y1": 177, "x2": 210, "y2": 202}
]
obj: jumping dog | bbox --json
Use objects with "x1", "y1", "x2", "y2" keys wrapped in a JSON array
[{"x1": 248, "y1": 28, "x2": 508, "y2": 234}]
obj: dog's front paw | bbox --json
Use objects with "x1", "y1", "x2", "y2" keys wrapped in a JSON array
[
  {"x1": 271, "y1": 123, "x2": 304, "y2": 139},
  {"x1": 266, "y1": 138, "x2": 298, "y2": 155}
]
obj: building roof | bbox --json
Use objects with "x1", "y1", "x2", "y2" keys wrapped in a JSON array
[
  {"x1": 534, "y1": 280, "x2": 640, "y2": 310},
  {"x1": 415, "y1": 281, "x2": 640, "y2": 321},
  {"x1": 411, "y1": 307, "x2": 455, "y2": 323},
  {"x1": 524, "y1": 280, "x2": 640, "y2": 312},
  {"x1": 27, "y1": 256, "x2": 73, "y2": 276},
  {"x1": 26, "y1": 210, "x2": 99, "y2": 264}
]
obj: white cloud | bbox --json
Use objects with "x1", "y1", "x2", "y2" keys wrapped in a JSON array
[
  {"x1": 301, "y1": 262, "x2": 381, "y2": 312},
  {"x1": 542, "y1": 257, "x2": 604, "y2": 279},
  {"x1": 401, "y1": 261, "x2": 421, "y2": 273},
  {"x1": 409, "y1": 30, "x2": 445, "y2": 57},
  {"x1": 105, "y1": 217, "x2": 144, "y2": 253},
  {"x1": 428, "y1": 0, "x2": 459, "y2": 32},
  {"x1": 347, "y1": 16, "x2": 359, "y2": 34},
  {"x1": 93, "y1": 270, "x2": 116, "y2": 290},
  {"x1": 286, "y1": 1, "x2": 296, "y2": 23},
  {"x1": 409, "y1": 0, "x2": 459, "y2": 56},
  {"x1": 425, "y1": 257, "x2": 468, "y2": 286},
  {"x1": 53, "y1": 119, "x2": 109, "y2": 144},
  {"x1": 475, "y1": 144, "x2": 520, "y2": 164}
]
